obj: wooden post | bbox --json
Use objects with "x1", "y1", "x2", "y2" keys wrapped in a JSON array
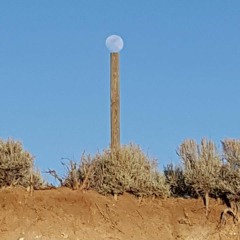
[{"x1": 110, "y1": 52, "x2": 120, "y2": 150}]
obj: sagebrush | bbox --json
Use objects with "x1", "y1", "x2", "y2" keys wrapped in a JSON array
[
  {"x1": 58, "y1": 144, "x2": 170, "y2": 198},
  {"x1": 177, "y1": 139, "x2": 222, "y2": 215},
  {"x1": 47, "y1": 136, "x2": 240, "y2": 222},
  {"x1": 0, "y1": 138, "x2": 44, "y2": 189},
  {"x1": 164, "y1": 163, "x2": 195, "y2": 197}
]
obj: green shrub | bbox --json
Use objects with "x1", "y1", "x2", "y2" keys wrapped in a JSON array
[{"x1": 0, "y1": 138, "x2": 44, "y2": 188}]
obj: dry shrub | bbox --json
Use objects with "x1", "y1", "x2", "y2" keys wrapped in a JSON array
[
  {"x1": 62, "y1": 154, "x2": 93, "y2": 190},
  {"x1": 222, "y1": 139, "x2": 240, "y2": 170},
  {"x1": 0, "y1": 138, "x2": 44, "y2": 189},
  {"x1": 216, "y1": 139, "x2": 240, "y2": 224},
  {"x1": 178, "y1": 139, "x2": 221, "y2": 215},
  {"x1": 61, "y1": 160, "x2": 79, "y2": 190},
  {"x1": 219, "y1": 139, "x2": 240, "y2": 200},
  {"x1": 89, "y1": 144, "x2": 169, "y2": 198},
  {"x1": 164, "y1": 163, "x2": 195, "y2": 197},
  {"x1": 217, "y1": 139, "x2": 240, "y2": 197},
  {"x1": 60, "y1": 144, "x2": 169, "y2": 198},
  {"x1": 46, "y1": 154, "x2": 94, "y2": 189}
]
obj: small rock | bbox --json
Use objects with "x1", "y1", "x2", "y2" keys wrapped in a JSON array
[
  {"x1": 113, "y1": 193, "x2": 118, "y2": 201},
  {"x1": 61, "y1": 232, "x2": 68, "y2": 238},
  {"x1": 35, "y1": 235, "x2": 42, "y2": 239}
]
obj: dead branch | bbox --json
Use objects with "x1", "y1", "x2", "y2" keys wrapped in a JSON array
[
  {"x1": 80, "y1": 163, "x2": 94, "y2": 191},
  {"x1": 220, "y1": 207, "x2": 239, "y2": 226},
  {"x1": 95, "y1": 203, "x2": 124, "y2": 234},
  {"x1": 44, "y1": 169, "x2": 63, "y2": 186}
]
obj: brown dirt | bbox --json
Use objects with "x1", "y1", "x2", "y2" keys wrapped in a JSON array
[{"x1": 0, "y1": 187, "x2": 239, "y2": 240}]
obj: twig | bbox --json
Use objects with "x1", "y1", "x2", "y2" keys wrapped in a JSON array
[
  {"x1": 136, "y1": 210, "x2": 144, "y2": 220},
  {"x1": 220, "y1": 207, "x2": 238, "y2": 226},
  {"x1": 95, "y1": 203, "x2": 124, "y2": 234},
  {"x1": 80, "y1": 164, "x2": 94, "y2": 191},
  {"x1": 44, "y1": 169, "x2": 63, "y2": 186},
  {"x1": 30, "y1": 170, "x2": 33, "y2": 196},
  {"x1": 95, "y1": 203, "x2": 108, "y2": 221}
]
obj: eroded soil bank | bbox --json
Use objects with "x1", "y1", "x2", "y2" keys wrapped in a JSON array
[{"x1": 0, "y1": 187, "x2": 239, "y2": 240}]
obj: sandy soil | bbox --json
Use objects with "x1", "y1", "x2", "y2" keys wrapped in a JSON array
[{"x1": 0, "y1": 187, "x2": 239, "y2": 240}]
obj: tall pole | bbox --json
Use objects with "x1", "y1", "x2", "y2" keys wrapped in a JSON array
[
  {"x1": 106, "y1": 35, "x2": 124, "y2": 150},
  {"x1": 110, "y1": 53, "x2": 120, "y2": 150}
]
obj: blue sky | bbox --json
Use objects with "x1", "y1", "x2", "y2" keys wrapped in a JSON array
[{"x1": 1, "y1": 1, "x2": 239, "y2": 181}]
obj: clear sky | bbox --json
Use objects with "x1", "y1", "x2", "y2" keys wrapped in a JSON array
[{"x1": 1, "y1": 1, "x2": 239, "y2": 181}]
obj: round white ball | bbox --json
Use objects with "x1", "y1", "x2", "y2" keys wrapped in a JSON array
[{"x1": 106, "y1": 35, "x2": 124, "y2": 53}]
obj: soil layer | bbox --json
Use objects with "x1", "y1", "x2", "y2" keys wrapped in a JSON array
[{"x1": 0, "y1": 187, "x2": 239, "y2": 240}]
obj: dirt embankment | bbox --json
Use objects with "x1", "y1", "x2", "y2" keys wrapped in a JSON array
[{"x1": 0, "y1": 187, "x2": 239, "y2": 240}]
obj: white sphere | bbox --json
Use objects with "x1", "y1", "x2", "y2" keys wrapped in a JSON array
[{"x1": 106, "y1": 35, "x2": 124, "y2": 53}]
